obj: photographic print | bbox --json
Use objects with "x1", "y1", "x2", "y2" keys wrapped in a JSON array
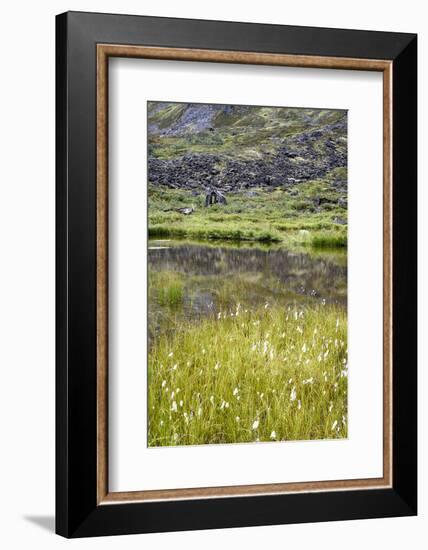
[{"x1": 147, "y1": 101, "x2": 348, "y2": 447}]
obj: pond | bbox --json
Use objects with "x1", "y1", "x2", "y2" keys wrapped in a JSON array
[{"x1": 148, "y1": 239, "x2": 347, "y2": 346}]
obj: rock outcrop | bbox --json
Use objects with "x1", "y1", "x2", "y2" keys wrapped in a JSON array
[{"x1": 147, "y1": 102, "x2": 347, "y2": 197}]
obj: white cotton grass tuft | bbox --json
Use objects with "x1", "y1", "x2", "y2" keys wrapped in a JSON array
[{"x1": 150, "y1": 305, "x2": 348, "y2": 447}]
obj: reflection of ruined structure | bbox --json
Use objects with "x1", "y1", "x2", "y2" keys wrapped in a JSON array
[{"x1": 205, "y1": 188, "x2": 227, "y2": 207}]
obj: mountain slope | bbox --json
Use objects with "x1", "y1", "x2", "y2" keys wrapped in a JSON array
[{"x1": 147, "y1": 101, "x2": 347, "y2": 194}]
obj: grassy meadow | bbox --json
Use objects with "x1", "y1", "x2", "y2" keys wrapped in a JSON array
[
  {"x1": 148, "y1": 303, "x2": 347, "y2": 446},
  {"x1": 148, "y1": 174, "x2": 347, "y2": 249}
]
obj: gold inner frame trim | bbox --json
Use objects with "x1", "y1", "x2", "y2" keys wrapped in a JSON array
[{"x1": 96, "y1": 44, "x2": 393, "y2": 505}]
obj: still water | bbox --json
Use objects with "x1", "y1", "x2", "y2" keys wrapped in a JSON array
[{"x1": 148, "y1": 239, "x2": 347, "y2": 345}]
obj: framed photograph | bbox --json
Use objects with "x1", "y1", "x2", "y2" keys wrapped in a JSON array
[{"x1": 56, "y1": 11, "x2": 417, "y2": 537}]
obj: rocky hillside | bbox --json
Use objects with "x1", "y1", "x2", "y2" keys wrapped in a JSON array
[{"x1": 148, "y1": 102, "x2": 347, "y2": 195}]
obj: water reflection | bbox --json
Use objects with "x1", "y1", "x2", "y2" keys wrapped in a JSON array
[{"x1": 148, "y1": 239, "x2": 347, "y2": 344}]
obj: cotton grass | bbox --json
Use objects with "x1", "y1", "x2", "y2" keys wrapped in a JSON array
[{"x1": 148, "y1": 303, "x2": 347, "y2": 446}]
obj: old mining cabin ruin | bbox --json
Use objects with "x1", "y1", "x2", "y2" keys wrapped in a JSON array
[{"x1": 205, "y1": 189, "x2": 227, "y2": 207}]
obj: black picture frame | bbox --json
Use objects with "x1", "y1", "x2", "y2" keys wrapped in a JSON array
[{"x1": 56, "y1": 11, "x2": 417, "y2": 538}]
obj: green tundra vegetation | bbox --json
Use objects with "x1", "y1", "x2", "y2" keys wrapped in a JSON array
[
  {"x1": 147, "y1": 102, "x2": 347, "y2": 249},
  {"x1": 148, "y1": 177, "x2": 347, "y2": 249},
  {"x1": 147, "y1": 102, "x2": 348, "y2": 446}
]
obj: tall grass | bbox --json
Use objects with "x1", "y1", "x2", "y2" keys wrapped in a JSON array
[
  {"x1": 149, "y1": 224, "x2": 281, "y2": 243},
  {"x1": 311, "y1": 231, "x2": 347, "y2": 248},
  {"x1": 148, "y1": 303, "x2": 347, "y2": 446},
  {"x1": 158, "y1": 282, "x2": 183, "y2": 307},
  {"x1": 150, "y1": 271, "x2": 184, "y2": 308}
]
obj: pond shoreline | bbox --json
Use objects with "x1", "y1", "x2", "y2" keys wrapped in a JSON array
[{"x1": 148, "y1": 238, "x2": 347, "y2": 348}]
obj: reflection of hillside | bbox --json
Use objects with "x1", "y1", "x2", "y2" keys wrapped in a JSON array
[{"x1": 148, "y1": 242, "x2": 347, "y2": 303}]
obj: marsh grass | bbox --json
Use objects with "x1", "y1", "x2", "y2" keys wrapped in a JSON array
[
  {"x1": 148, "y1": 304, "x2": 348, "y2": 446},
  {"x1": 158, "y1": 282, "x2": 184, "y2": 307},
  {"x1": 310, "y1": 232, "x2": 347, "y2": 249},
  {"x1": 150, "y1": 271, "x2": 185, "y2": 308}
]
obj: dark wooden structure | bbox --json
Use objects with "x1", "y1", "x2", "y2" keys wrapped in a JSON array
[{"x1": 205, "y1": 189, "x2": 227, "y2": 207}]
